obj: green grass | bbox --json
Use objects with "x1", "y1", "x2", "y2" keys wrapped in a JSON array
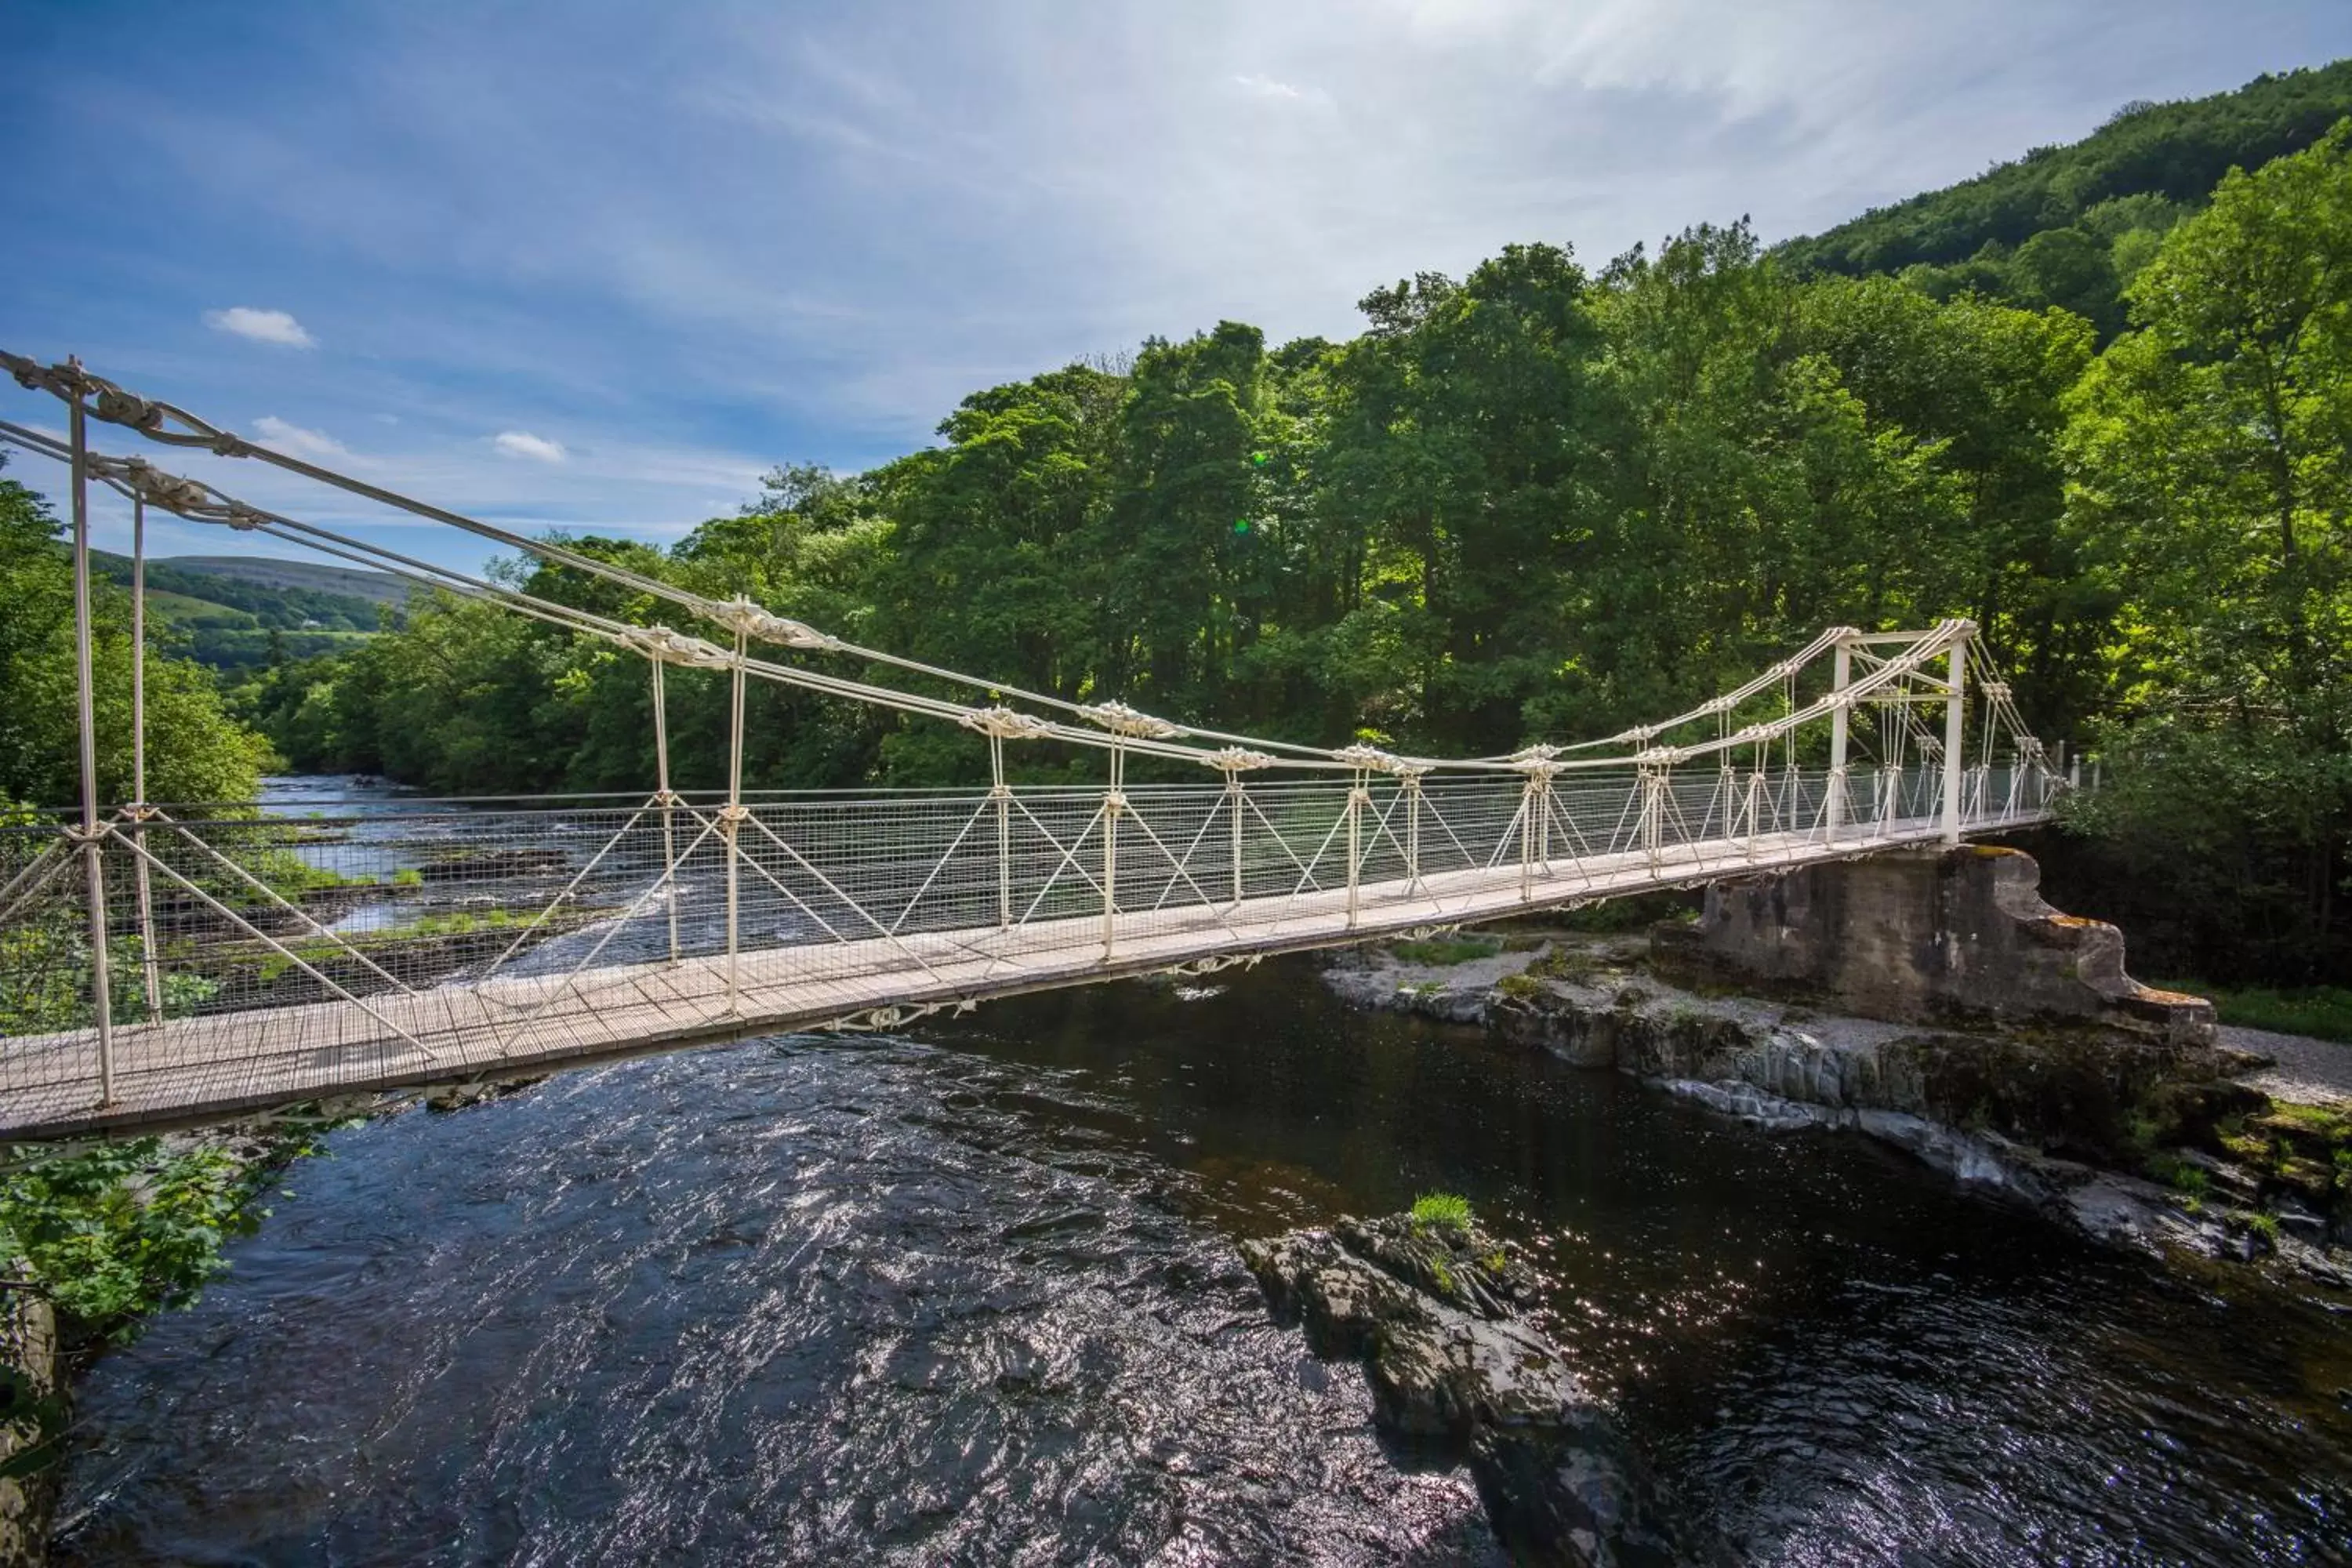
[
  {"x1": 2145, "y1": 1153, "x2": 2210, "y2": 1197},
  {"x1": 141, "y1": 588, "x2": 259, "y2": 627},
  {"x1": 2154, "y1": 980, "x2": 2352, "y2": 1043},
  {"x1": 1410, "y1": 1191, "x2": 1473, "y2": 1229},
  {"x1": 1389, "y1": 937, "x2": 1501, "y2": 966},
  {"x1": 1526, "y1": 947, "x2": 1603, "y2": 985},
  {"x1": 400, "y1": 908, "x2": 521, "y2": 938}
]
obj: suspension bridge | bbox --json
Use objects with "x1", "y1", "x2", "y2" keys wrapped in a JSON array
[{"x1": 0, "y1": 353, "x2": 2064, "y2": 1139}]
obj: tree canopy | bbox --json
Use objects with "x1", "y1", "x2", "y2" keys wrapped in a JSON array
[{"x1": 0, "y1": 463, "x2": 270, "y2": 809}]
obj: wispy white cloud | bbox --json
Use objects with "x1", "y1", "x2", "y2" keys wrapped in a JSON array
[
  {"x1": 492, "y1": 430, "x2": 568, "y2": 464},
  {"x1": 1232, "y1": 73, "x2": 1330, "y2": 107},
  {"x1": 252, "y1": 415, "x2": 348, "y2": 460},
  {"x1": 202, "y1": 307, "x2": 315, "y2": 348}
]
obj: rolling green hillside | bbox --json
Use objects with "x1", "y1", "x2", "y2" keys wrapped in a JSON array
[
  {"x1": 1777, "y1": 59, "x2": 2352, "y2": 331},
  {"x1": 83, "y1": 549, "x2": 404, "y2": 670},
  {"x1": 163, "y1": 554, "x2": 408, "y2": 606}
]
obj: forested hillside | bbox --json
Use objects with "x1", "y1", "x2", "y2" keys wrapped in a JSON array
[
  {"x1": 83, "y1": 550, "x2": 394, "y2": 671},
  {"x1": 8, "y1": 92, "x2": 2346, "y2": 985},
  {"x1": 1779, "y1": 59, "x2": 2352, "y2": 332}
]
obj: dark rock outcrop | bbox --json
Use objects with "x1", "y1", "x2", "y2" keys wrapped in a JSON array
[
  {"x1": 0, "y1": 1269, "x2": 61, "y2": 1566},
  {"x1": 1240, "y1": 1214, "x2": 1686, "y2": 1567}
]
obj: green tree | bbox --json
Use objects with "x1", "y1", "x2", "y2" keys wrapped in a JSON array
[
  {"x1": 1799, "y1": 277, "x2": 2107, "y2": 731},
  {"x1": 1320, "y1": 243, "x2": 1602, "y2": 750},
  {"x1": 2062, "y1": 122, "x2": 2352, "y2": 978},
  {"x1": 0, "y1": 466, "x2": 270, "y2": 808},
  {"x1": 1573, "y1": 223, "x2": 1961, "y2": 731}
]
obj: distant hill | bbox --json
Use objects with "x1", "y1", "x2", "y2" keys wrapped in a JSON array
[
  {"x1": 1777, "y1": 59, "x2": 2352, "y2": 331},
  {"x1": 162, "y1": 554, "x2": 410, "y2": 606},
  {"x1": 83, "y1": 549, "x2": 409, "y2": 673}
]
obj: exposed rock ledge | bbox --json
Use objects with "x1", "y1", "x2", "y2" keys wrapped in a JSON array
[
  {"x1": 1240, "y1": 1214, "x2": 1688, "y2": 1567},
  {"x1": 1324, "y1": 847, "x2": 2352, "y2": 1296}
]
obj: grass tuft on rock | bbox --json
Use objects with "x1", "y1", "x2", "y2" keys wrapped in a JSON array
[{"x1": 1410, "y1": 1190, "x2": 1473, "y2": 1230}]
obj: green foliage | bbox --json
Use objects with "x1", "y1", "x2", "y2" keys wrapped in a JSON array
[
  {"x1": 1494, "y1": 971, "x2": 1544, "y2": 1002},
  {"x1": 1409, "y1": 1190, "x2": 1473, "y2": 1229},
  {"x1": 393, "y1": 907, "x2": 520, "y2": 938},
  {"x1": 2245, "y1": 1210, "x2": 2281, "y2": 1241},
  {"x1": 87, "y1": 549, "x2": 390, "y2": 633},
  {"x1": 0, "y1": 465, "x2": 273, "y2": 808},
  {"x1": 1526, "y1": 946, "x2": 1603, "y2": 985},
  {"x1": 0, "y1": 1138, "x2": 281, "y2": 1339},
  {"x1": 2056, "y1": 124, "x2": 2352, "y2": 984},
  {"x1": 1389, "y1": 936, "x2": 1500, "y2": 966},
  {"x1": 1545, "y1": 892, "x2": 1699, "y2": 935},
  {"x1": 0, "y1": 929, "x2": 218, "y2": 1033}
]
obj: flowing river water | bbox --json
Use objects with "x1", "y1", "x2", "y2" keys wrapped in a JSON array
[{"x1": 46, "y1": 788, "x2": 2352, "y2": 1565}]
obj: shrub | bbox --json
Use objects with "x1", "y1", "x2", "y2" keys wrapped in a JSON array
[{"x1": 0, "y1": 1137, "x2": 298, "y2": 1341}]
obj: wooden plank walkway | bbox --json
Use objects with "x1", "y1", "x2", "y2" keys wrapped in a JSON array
[{"x1": 0, "y1": 812, "x2": 2038, "y2": 1138}]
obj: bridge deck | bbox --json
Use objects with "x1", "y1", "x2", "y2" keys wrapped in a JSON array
[{"x1": 2, "y1": 813, "x2": 2020, "y2": 1138}]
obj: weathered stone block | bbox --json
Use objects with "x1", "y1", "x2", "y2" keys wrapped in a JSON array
[{"x1": 1656, "y1": 844, "x2": 2216, "y2": 1046}]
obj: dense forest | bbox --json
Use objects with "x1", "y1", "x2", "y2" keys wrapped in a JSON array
[
  {"x1": 1780, "y1": 60, "x2": 2352, "y2": 334},
  {"x1": 3, "y1": 78, "x2": 2346, "y2": 985}
]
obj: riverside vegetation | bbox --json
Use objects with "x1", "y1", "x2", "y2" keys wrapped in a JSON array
[{"x1": 2, "y1": 64, "x2": 2350, "y2": 1355}]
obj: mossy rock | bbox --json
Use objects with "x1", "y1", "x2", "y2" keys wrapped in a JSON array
[
  {"x1": 2252, "y1": 1105, "x2": 2350, "y2": 1160},
  {"x1": 2273, "y1": 1156, "x2": 2339, "y2": 1204}
]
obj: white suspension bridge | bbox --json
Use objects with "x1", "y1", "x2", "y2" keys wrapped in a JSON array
[{"x1": 0, "y1": 353, "x2": 2066, "y2": 1139}]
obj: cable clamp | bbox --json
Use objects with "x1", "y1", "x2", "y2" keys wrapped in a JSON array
[
  {"x1": 1207, "y1": 746, "x2": 1277, "y2": 774},
  {"x1": 959, "y1": 706, "x2": 1054, "y2": 742},
  {"x1": 1079, "y1": 701, "x2": 1183, "y2": 739}
]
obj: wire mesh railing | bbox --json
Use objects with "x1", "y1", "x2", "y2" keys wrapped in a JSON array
[{"x1": 0, "y1": 759, "x2": 2061, "y2": 1132}]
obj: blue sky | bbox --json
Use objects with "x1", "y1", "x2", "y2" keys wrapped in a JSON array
[{"x1": 4, "y1": 1, "x2": 2347, "y2": 575}]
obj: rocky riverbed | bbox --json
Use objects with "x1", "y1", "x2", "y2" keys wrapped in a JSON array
[
  {"x1": 1241, "y1": 1210, "x2": 1682, "y2": 1566},
  {"x1": 1324, "y1": 932, "x2": 2352, "y2": 1295}
]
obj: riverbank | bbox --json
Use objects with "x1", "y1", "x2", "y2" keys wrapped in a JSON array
[
  {"x1": 0, "y1": 1073, "x2": 543, "y2": 1561},
  {"x1": 1323, "y1": 929, "x2": 2352, "y2": 1296}
]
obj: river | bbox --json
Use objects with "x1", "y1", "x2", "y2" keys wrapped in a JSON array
[{"x1": 47, "y1": 790, "x2": 2352, "y2": 1565}]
